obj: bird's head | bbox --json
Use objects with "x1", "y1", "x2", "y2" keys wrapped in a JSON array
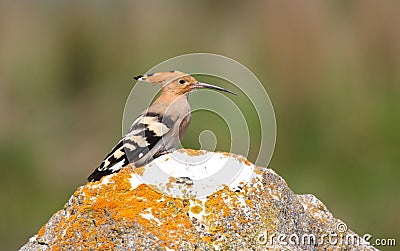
[{"x1": 134, "y1": 71, "x2": 236, "y2": 96}]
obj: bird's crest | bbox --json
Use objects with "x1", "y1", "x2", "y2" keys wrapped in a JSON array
[{"x1": 134, "y1": 71, "x2": 189, "y2": 86}]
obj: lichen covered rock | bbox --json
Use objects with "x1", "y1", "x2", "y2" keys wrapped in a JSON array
[{"x1": 20, "y1": 150, "x2": 377, "y2": 250}]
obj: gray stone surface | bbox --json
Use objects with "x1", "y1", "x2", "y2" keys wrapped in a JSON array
[{"x1": 20, "y1": 150, "x2": 378, "y2": 251}]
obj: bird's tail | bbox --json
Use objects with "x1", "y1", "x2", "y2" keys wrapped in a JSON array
[
  {"x1": 87, "y1": 139, "x2": 129, "y2": 182},
  {"x1": 87, "y1": 168, "x2": 114, "y2": 182}
]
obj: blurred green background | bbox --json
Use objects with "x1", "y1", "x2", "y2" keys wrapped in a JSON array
[{"x1": 0, "y1": 1, "x2": 399, "y2": 250}]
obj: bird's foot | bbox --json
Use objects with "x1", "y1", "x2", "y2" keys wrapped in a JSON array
[
  {"x1": 153, "y1": 149, "x2": 174, "y2": 159},
  {"x1": 175, "y1": 177, "x2": 194, "y2": 186}
]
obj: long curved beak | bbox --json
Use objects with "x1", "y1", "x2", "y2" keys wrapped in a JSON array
[{"x1": 193, "y1": 82, "x2": 237, "y2": 95}]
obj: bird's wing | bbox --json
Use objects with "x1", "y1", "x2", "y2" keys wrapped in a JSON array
[{"x1": 87, "y1": 112, "x2": 175, "y2": 182}]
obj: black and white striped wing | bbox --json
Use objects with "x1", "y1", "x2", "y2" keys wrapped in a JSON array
[{"x1": 87, "y1": 112, "x2": 175, "y2": 182}]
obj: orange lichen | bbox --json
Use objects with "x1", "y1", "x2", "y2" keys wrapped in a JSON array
[
  {"x1": 217, "y1": 151, "x2": 253, "y2": 167},
  {"x1": 235, "y1": 155, "x2": 251, "y2": 166},
  {"x1": 168, "y1": 176, "x2": 177, "y2": 183},
  {"x1": 254, "y1": 166, "x2": 264, "y2": 175},
  {"x1": 133, "y1": 166, "x2": 145, "y2": 176},
  {"x1": 268, "y1": 190, "x2": 281, "y2": 200},
  {"x1": 221, "y1": 152, "x2": 232, "y2": 157},
  {"x1": 39, "y1": 167, "x2": 205, "y2": 250},
  {"x1": 179, "y1": 148, "x2": 207, "y2": 156},
  {"x1": 37, "y1": 223, "x2": 46, "y2": 237},
  {"x1": 190, "y1": 205, "x2": 203, "y2": 214}
]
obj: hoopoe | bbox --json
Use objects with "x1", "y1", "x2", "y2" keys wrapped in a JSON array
[{"x1": 87, "y1": 71, "x2": 236, "y2": 182}]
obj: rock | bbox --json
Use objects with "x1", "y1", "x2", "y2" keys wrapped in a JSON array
[{"x1": 20, "y1": 149, "x2": 378, "y2": 251}]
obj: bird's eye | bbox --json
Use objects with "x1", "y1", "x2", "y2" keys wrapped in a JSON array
[{"x1": 179, "y1": 79, "x2": 186, "y2": 84}]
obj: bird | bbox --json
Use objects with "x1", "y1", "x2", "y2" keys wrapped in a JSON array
[{"x1": 87, "y1": 70, "x2": 236, "y2": 182}]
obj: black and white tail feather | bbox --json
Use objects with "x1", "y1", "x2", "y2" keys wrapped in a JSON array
[{"x1": 87, "y1": 112, "x2": 175, "y2": 182}]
